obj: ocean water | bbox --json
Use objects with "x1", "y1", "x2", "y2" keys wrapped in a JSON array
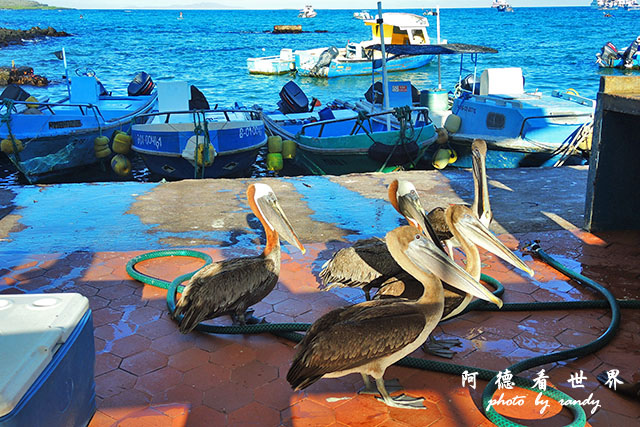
[{"x1": 0, "y1": 6, "x2": 638, "y2": 183}]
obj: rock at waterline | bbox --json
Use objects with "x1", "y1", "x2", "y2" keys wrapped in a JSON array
[
  {"x1": 0, "y1": 26, "x2": 71, "y2": 48},
  {"x1": 0, "y1": 66, "x2": 48, "y2": 86}
]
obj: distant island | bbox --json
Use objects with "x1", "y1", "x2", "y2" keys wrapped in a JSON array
[{"x1": 0, "y1": 0, "x2": 60, "y2": 10}]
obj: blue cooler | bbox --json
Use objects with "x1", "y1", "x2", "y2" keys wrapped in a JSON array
[{"x1": 0, "y1": 293, "x2": 96, "y2": 427}]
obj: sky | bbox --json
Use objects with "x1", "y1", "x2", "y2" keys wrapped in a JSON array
[{"x1": 46, "y1": 1, "x2": 590, "y2": 10}]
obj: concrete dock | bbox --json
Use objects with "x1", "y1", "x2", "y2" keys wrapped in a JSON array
[{"x1": 1, "y1": 166, "x2": 639, "y2": 426}]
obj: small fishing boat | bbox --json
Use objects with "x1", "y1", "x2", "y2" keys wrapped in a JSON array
[
  {"x1": 360, "y1": 43, "x2": 595, "y2": 169},
  {"x1": 353, "y1": 10, "x2": 373, "y2": 20},
  {"x1": 247, "y1": 49, "x2": 296, "y2": 75},
  {"x1": 298, "y1": 5, "x2": 317, "y2": 18},
  {"x1": 442, "y1": 66, "x2": 595, "y2": 168},
  {"x1": 258, "y1": 81, "x2": 436, "y2": 176},
  {"x1": 0, "y1": 72, "x2": 157, "y2": 183},
  {"x1": 131, "y1": 81, "x2": 267, "y2": 180},
  {"x1": 295, "y1": 13, "x2": 435, "y2": 78}
]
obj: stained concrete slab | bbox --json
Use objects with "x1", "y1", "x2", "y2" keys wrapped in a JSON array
[{"x1": 0, "y1": 166, "x2": 589, "y2": 254}]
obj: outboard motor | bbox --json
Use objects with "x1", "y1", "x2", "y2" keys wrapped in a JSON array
[
  {"x1": 127, "y1": 72, "x2": 154, "y2": 96},
  {"x1": 460, "y1": 73, "x2": 480, "y2": 95},
  {"x1": 189, "y1": 85, "x2": 210, "y2": 110},
  {"x1": 622, "y1": 36, "x2": 640, "y2": 69},
  {"x1": 277, "y1": 81, "x2": 309, "y2": 114},
  {"x1": 310, "y1": 46, "x2": 339, "y2": 76},
  {"x1": 596, "y1": 42, "x2": 620, "y2": 68},
  {"x1": 0, "y1": 84, "x2": 31, "y2": 102}
]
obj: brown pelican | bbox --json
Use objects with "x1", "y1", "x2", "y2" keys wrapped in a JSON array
[
  {"x1": 427, "y1": 139, "x2": 492, "y2": 254},
  {"x1": 287, "y1": 226, "x2": 503, "y2": 409},
  {"x1": 174, "y1": 183, "x2": 305, "y2": 333},
  {"x1": 319, "y1": 179, "x2": 444, "y2": 300}
]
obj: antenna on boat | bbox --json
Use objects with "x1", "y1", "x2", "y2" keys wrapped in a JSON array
[
  {"x1": 62, "y1": 47, "x2": 71, "y2": 99},
  {"x1": 376, "y1": 1, "x2": 391, "y2": 131},
  {"x1": 436, "y1": 5, "x2": 442, "y2": 90}
]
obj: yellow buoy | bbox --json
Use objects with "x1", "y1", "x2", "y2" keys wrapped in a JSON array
[
  {"x1": 436, "y1": 127, "x2": 449, "y2": 145},
  {"x1": 444, "y1": 114, "x2": 461, "y2": 134},
  {"x1": 266, "y1": 153, "x2": 283, "y2": 171},
  {"x1": 267, "y1": 135, "x2": 283, "y2": 153},
  {"x1": 432, "y1": 148, "x2": 451, "y2": 170},
  {"x1": 282, "y1": 139, "x2": 296, "y2": 159},
  {"x1": 25, "y1": 96, "x2": 39, "y2": 109},
  {"x1": 94, "y1": 136, "x2": 110, "y2": 150},
  {"x1": 196, "y1": 143, "x2": 215, "y2": 167},
  {"x1": 110, "y1": 154, "x2": 132, "y2": 176},
  {"x1": 448, "y1": 148, "x2": 458, "y2": 164},
  {"x1": 95, "y1": 146, "x2": 112, "y2": 159},
  {"x1": 1, "y1": 138, "x2": 23, "y2": 154},
  {"x1": 112, "y1": 132, "x2": 132, "y2": 154}
]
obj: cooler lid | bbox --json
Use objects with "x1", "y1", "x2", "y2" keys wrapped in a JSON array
[{"x1": 0, "y1": 293, "x2": 89, "y2": 418}]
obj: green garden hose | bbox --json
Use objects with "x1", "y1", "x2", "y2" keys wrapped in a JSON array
[{"x1": 125, "y1": 243, "x2": 640, "y2": 427}]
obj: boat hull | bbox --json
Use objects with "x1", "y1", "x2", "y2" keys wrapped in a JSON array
[
  {"x1": 132, "y1": 117, "x2": 267, "y2": 180},
  {"x1": 296, "y1": 53, "x2": 433, "y2": 78},
  {"x1": 0, "y1": 95, "x2": 157, "y2": 183},
  {"x1": 247, "y1": 56, "x2": 295, "y2": 75},
  {"x1": 263, "y1": 109, "x2": 436, "y2": 175}
]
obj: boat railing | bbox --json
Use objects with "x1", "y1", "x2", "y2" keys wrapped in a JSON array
[
  {"x1": 463, "y1": 93, "x2": 524, "y2": 109},
  {"x1": 518, "y1": 112, "x2": 594, "y2": 137},
  {"x1": 551, "y1": 90, "x2": 596, "y2": 108},
  {"x1": 299, "y1": 106, "x2": 430, "y2": 137},
  {"x1": 3, "y1": 95, "x2": 157, "y2": 124},
  {"x1": 134, "y1": 108, "x2": 261, "y2": 124}
]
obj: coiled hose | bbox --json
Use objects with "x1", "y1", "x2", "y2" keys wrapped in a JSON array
[{"x1": 126, "y1": 243, "x2": 640, "y2": 427}]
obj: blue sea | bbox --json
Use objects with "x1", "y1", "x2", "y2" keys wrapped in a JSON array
[{"x1": 1, "y1": 6, "x2": 639, "y2": 182}]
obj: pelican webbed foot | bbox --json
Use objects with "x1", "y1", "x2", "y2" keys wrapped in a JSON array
[
  {"x1": 359, "y1": 374, "x2": 403, "y2": 395},
  {"x1": 374, "y1": 377, "x2": 425, "y2": 410},
  {"x1": 231, "y1": 309, "x2": 265, "y2": 326},
  {"x1": 596, "y1": 371, "x2": 640, "y2": 401},
  {"x1": 421, "y1": 336, "x2": 462, "y2": 359}
]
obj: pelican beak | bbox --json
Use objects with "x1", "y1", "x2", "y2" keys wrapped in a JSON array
[
  {"x1": 397, "y1": 190, "x2": 446, "y2": 253},
  {"x1": 405, "y1": 233, "x2": 503, "y2": 308},
  {"x1": 455, "y1": 212, "x2": 534, "y2": 277},
  {"x1": 257, "y1": 191, "x2": 305, "y2": 254}
]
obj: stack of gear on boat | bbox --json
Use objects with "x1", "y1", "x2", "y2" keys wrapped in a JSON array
[{"x1": 596, "y1": 35, "x2": 640, "y2": 68}]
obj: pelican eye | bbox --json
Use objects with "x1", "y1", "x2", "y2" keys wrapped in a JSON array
[{"x1": 415, "y1": 234, "x2": 421, "y2": 240}]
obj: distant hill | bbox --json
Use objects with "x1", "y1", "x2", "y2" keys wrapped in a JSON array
[{"x1": 0, "y1": 0, "x2": 59, "y2": 9}]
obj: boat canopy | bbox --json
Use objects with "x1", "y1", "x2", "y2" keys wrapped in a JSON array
[{"x1": 369, "y1": 43, "x2": 498, "y2": 56}]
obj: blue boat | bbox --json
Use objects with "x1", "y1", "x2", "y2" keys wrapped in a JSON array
[
  {"x1": 363, "y1": 43, "x2": 595, "y2": 168},
  {"x1": 0, "y1": 73, "x2": 157, "y2": 183},
  {"x1": 441, "y1": 67, "x2": 595, "y2": 168},
  {"x1": 131, "y1": 82, "x2": 267, "y2": 180},
  {"x1": 260, "y1": 81, "x2": 437, "y2": 175},
  {"x1": 295, "y1": 12, "x2": 436, "y2": 78}
]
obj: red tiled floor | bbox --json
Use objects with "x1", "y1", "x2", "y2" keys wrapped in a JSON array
[{"x1": 3, "y1": 228, "x2": 640, "y2": 427}]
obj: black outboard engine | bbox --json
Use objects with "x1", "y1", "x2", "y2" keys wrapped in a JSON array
[
  {"x1": 310, "y1": 46, "x2": 339, "y2": 76},
  {"x1": 622, "y1": 36, "x2": 640, "y2": 69},
  {"x1": 0, "y1": 84, "x2": 31, "y2": 101},
  {"x1": 596, "y1": 42, "x2": 620, "y2": 68},
  {"x1": 127, "y1": 72, "x2": 154, "y2": 96},
  {"x1": 189, "y1": 85, "x2": 210, "y2": 110},
  {"x1": 460, "y1": 73, "x2": 480, "y2": 95},
  {"x1": 278, "y1": 81, "x2": 309, "y2": 114}
]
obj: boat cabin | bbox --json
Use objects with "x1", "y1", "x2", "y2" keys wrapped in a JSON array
[{"x1": 364, "y1": 13, "x2": 430, "y2": 46}]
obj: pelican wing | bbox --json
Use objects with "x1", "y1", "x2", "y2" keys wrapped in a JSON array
[
  {"x1": 427, "y1": 207, "x2": 453, "y2": 241},
  {"x1": 175, "y1": 255, "x2": 278, "y2": 333},
  {"x1": 319, "y1": 238, "x2": 401, "y2": 289},
  {"x1": 287, "y1": 300, "x2": 428, "y2": 390}
]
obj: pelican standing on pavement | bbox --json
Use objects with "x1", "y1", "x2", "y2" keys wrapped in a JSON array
[
  {"x1": 319, "y1": 179, "x2": 444, "y2": 300},
  {"x1": 287, "y1": 226, "x2": 503, "y2": 409},
  {"x1": 174, "y1": 183, "x2": 305, "y2": 333}
]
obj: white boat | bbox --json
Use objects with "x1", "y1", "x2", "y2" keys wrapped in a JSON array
[
  {"x1": 353, "y1": 10, "x2": 373, "y2": 20},
  {"x1": 296, "y1": 12, "x2": 436, "y2": 78},
  {"x1": 298, "y1": 5, "x2": 317, "y2": 18},
  {"x1": 491, "y1": 0, "x2": 509, "y2": 7},
  {"x1": 247, "y1": 49, "x2": 296, "y2": 75}
]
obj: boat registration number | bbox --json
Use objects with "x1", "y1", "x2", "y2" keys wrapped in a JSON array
[
  {"x1": 238, "y1": 126, "x2": 261, "y2": 139},
  {"x1": 136, "y1": 134, "x2": 163, "y2": 149}
]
